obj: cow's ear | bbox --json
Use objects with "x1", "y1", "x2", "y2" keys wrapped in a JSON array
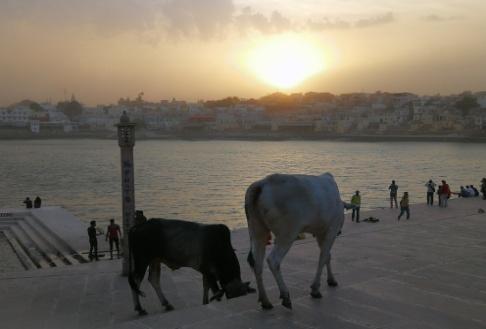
[{"x1": 245, "y1": 281, "x2": 256, "y2": 293}]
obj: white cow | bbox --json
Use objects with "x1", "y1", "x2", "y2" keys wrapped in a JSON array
[{"x1": 245, "y1": 173, "x2": 345, "y2": 309}]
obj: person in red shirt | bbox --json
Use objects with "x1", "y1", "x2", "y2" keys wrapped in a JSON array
[
  {"x1": 106, "y1": 219, "x2": 122, "y2": 259},
  {"x1": 440, "y1": 180, "x2": 451, "y2": 208}
]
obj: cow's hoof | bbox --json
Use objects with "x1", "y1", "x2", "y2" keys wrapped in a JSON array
[
  {"x1": 327, "y1": 279, "x2": 338, "y2": 287},
  {"x1": 281, "y1": 298, "x2": 292, "y2": 309},
  {"x1": 164, "y1": 304, "x2": 174, "y2": 312},
  {"x1": 310, "y1": 291, "x2": 322, "y2": 299},
  {"x1": 136, "y1": 308, "x2": 148, "y2": 316},
  {"x1": 260, "y1": 301, "x2": 274, "y2": 310}
]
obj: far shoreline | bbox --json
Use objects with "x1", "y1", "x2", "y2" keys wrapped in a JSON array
[{"x1": 1, "y1": 129, "x2": 486, "y2": 143}]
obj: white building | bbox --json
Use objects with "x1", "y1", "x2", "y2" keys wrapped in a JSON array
[{"x1": 0, "y1": 107, "x2": 33, "y2": 127}]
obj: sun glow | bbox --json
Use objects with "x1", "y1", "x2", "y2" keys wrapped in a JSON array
[{"x1": 247, "y1": 35, "x2": 325, "y2": 89}]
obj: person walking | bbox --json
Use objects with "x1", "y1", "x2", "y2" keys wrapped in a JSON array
[
  {"x1": 88, "y1": 221, "x2": 99, "y2": 261},
  {"x1": 23, "y1": 197, "x2": 33, "y2": 209},
  {"x1": 425, "y1": 180, "x2": 436, "y2": 205},
  {"x1": 440, "y1": 180, "x2": 451, "y2": 208},
  {"x1": 106, "y1": 219, "x2": 122, "y2": 259},
  {"x1": 388, "y1": 180, "x2": 398, "y2": 208},
  {"x1": 481, "y1": 178, "x2": 486, "y2": 200},
  {"x1": 351, "y1": 190, "x2": 361, "y2": 223},
  {"x1": 34, "y1": 196, "x2": 42, "y2": 208},
  {"x1": 398, "y1": 192, "x2": 410, "y2": 221}
]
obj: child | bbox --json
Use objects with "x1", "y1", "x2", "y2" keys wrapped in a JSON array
[{"x1": 398, "y1": 192, "x2": 410, "y2": 221}]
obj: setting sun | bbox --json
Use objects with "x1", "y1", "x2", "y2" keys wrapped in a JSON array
[{"x1": 247, "y1": 35, "x2": 325, "y2": 89}]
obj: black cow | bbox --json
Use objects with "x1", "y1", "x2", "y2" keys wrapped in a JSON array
[{"x1": 128, "y1": 218, "x2": 253, "y2": 315}]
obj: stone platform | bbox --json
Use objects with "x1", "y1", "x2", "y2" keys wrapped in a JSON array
[
  {"x1": 1, "y1": 198, "x2": 486, "y2": 329},
  {"x1": 0, "y1": 206, "x2": 115, "y2": 270}
]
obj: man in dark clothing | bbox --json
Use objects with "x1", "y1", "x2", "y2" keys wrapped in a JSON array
[
  {"x1": 106, "y1": 219, "x2": 122, "y2": 259},
  {"x1": 425, "y1": 180, "x2": 436, "y2": 205},
  {"x1": 388, "y1": 180, "x2": 398, "y2": 208},
  {"x1": 471, "y1": 185, "x2": 479, "y2": 197},
  {"x1": 88, "y1": 220, "x2": 99, "y2": 261},
  {"x1": 135, "y1": 210, "x2": 147, "y2": 225},
  {"x1": 34, "y1": 196, "x2": 42, "y2": 208},
  {"x1": 23, "y1": 197, "x2": 33, "y2": 209}
]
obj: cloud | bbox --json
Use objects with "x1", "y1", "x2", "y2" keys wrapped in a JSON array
[
  {"x1": 306, "y1": 18, "x2": 352, "y2": 31},
  {"x1": 234, "y1": 7, "x2": 293, "y2": 34},
  {"x1": 354, "y1": 12, "x2": 394, "y2": 28},
  {"x1": 0, "y1": 0, "x2": 235, "y2": 38},
  {"x1": 422, "y1": 14, "x2": 463, "y2": 22},
  {"x1": 0, "y1": 1, "x2": 396, "y2": 40},
  {"x1": 306, "y1": 12, "x2": 394, "y2": 31},
  {"x1": 161, "y1": 0, "x2": 234, "y2": 39}
]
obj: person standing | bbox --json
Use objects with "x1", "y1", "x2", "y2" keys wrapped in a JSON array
[
  {"x1": 106, "y1": 219, "x2": 122, "y2": 259},
  {"x1": 351, "y1": 190, "x2": 361, "y2": 223},
  {"x1": 34, "y1": 196, "x2": 42, "y2": 208},
  {"x1": 23, "y1": 197, "x2": 33, "y2": 209},
  {"x1": 482, "y1": 178, "x2": 486, "y2": 200},
  {"x1": 88, "y1": 220, "x2": 99, "y2": 261},
  {"x1": 425, "y1": 180, "x2": 436, "y2": 205},
  {"x1": 398, "y1": 192, "x2": 410, "y2": 221},
  {"x1": 134, "y1": 210, "x2": 147, "y2": 225},
  {"x1": 388, "y1": 180, "x2": 398, "y2": 208},
  {"x1": 440, "y1": 180, "x2": 451, "y2": 208},
  {"x1": 437, "y1": 183, "x2": 443, "y2": 206}
]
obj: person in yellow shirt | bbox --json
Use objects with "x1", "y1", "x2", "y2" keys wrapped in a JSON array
[
  {"x1": 398, "y1": 192, "x2": 410, "y2": 221},
  {"x1": 351, "y1": 190, "x2": 361, "y2": 223}
]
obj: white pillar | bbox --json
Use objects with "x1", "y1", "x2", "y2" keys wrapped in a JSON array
[{"x1": 116, "y1": 111, "x2": 136, "y2": 276}]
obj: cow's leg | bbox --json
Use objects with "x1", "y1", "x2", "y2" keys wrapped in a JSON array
[
  {"x1": 130, "y1": 264, "x2": 148, "y2": 316},
  {"x1": 131, "y1": 281, "x2": 145, "y2": 315},
  {"x1": 267, "y1": 237, "x2": 294, "y2": 309},
  {"x1": 205, "y1": 274, "x2": 223, "y2": 303},
  {"x1": 148, "y1": 261, "x2": 174, "y2": 312},
  {"x1": 202, "y1": 274, "x2": 211, "y2": 305},
  {"x1": 310, "y1": 230, "x2": 338, "y2": 298},
  {"x1": 326, "y1": 254, "x2": 337, "y2": 287},
  {"x1": 251, "y1": 236, "x2": 273, "y2": 310}
]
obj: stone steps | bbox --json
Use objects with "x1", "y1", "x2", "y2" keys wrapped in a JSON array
[
  {"x1": 24, "y1": 215, "x2": 84, "y2": 265},
  {"x1": 0, "y1": 212, "x2": 88, "y2": 270},
  {"x1": 1, "y1": 229, "x2": 37, "y2": 270}
]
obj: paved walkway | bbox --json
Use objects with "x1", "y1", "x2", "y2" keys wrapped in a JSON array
[{"x1": 1, "y1": 198, "x2": 485, "y2": 329}]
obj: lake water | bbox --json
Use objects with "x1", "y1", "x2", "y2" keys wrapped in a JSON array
[{"x1": 1, "y1": 139, "x2": 485, "y2": 229}]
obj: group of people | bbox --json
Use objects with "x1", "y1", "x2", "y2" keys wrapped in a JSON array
[
  {"x1": 350, "y1": 181, "x2": 411, "y2": 223},
  {"x1": 87, "y1": 219, "x2": 122, "y2": 261},
  {"x1": 387, "y1": 181, "x2": 411, "y2": 220},
  {"x1": 424, "y1": 180, "x2": 451, "y2": 207},
  {"x1": 456, "y1": 185, "x2": 480, "y2": 198},
  {"x1": 453, "y1": 178, "x2": 486, "y2": 199},
  {"x1": 22, "y1": 196, "x2": 42, "y2": 209},
  {"x1": 350, "y1": 177, "x2": 485, "y2": 223},
  {"x1": 87, "y1": 210, "x2": 147, "y2": 261}
]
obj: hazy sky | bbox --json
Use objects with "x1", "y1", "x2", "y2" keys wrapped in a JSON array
[{"x1": 1, "y1": 0, "x2": 485, "y2": 105}]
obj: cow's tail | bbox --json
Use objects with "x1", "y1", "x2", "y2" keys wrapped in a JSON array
[
  {"x1": 343, "y1": 201, "x2": 355, "y2": 210},
  {"x1": 128, "y1": 228, "x2": 144, "y2": 297},
  {"x1": 245, "y1": 181, "x2": 264, "y2": 269}
]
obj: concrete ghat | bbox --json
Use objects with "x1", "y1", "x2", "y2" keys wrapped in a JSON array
[
  {"x1": 0, "y1": 206, "x2": 112, "y2": 268},
  {"x1": 0, "y1": 198, "x2": 485, "y2": 329}
]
